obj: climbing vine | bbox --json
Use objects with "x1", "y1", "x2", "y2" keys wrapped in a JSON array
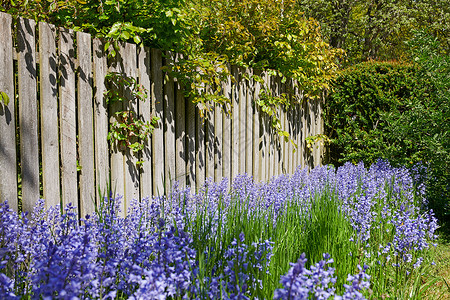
[{"x1": 104, "y1": 72, "x2": 159, "y2": 166}]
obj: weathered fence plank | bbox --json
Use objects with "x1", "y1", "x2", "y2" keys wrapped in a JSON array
[
  {"x1": 77, "y1": 31, "x2": 95, "y2": 217},
  {"x1": 222, "y1": 70, "x2": 232, "y2": 184},
  {"x1": 231, "y1": 66, "x2": 240, "y2": 181},
  {"x1": 164, "y1": 52, "x2": 176, "y2": 187},
  {"x1": 186, "y1": 98, "x2": 196, "y2": 189},
  {"x1": 18, "y1": 17, "x2": 40, "y2": 212},
  {"x1": 92, "y1": 38, "x2": 110, "y2": 203},
  {"x1": 206, "y1": 111, "x2": 214, "y2": 180},
  {"x1": 59, "y1": 27, "x2": 77, "y2": 209},
  {"x1": 109, "y1": 44, "x2": 125, "y2": 210},
  {"x1": 245, "y1": 70, "x2": 253, "y2": 175},
  {"x1": 151, "y1": 49, "x2": 164, "y2": 195},
  {"x1": 214, "y1": 103, "x2": 223, "y2": 181},
  {"x1": 196, "y1": 107, "x2": 205, "y2": 188},
  {"x1": 138, "y1": 46, "x2": 153, "y2": 197},
  {"x1": 39, "y1": 22, "x2": 60, "y2": 209},
  {"x1": 0, "y1": 12, "x2": 17, "y2": 210},
  {"x1": 238, "y1": 68, "x2": 246, "y2": 175},
  {"x1": 252, "y1": 72, "x2": 262, "y2": 182},
  {"x1": 174, "y1": 59, "x2": 186, "y2": 187},
  {"x1": 122, "y1": 42, "x2": 139, "y2": 210}
]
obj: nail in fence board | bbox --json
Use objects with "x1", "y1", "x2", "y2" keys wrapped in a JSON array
[
  {"x1": 39, "y1": 22, "x2": 60, "y2": 209},
  {"x1": 0, "y1": 12, "x2": 18, "y2": 210},
  {"x1": 174, "y1": 57, "x2": 186, "y2": 187},
  {"x1": 151, "y1": 49, "x2": 164, "y2": 196},
  {"x1": 18, "y1": 17, "x2": 40, "y2": 212},
  {"x1": 164, "y1": 52, "x2": 176, "y2": 187},
  {"x1": 93, "y1": 39, "x2": 110, "y2": 202},
  {"x1": 77, "y1": 31, "x2": 96, "y2": 217},
  {"x1": 122, "y1": 42, "x2": 139, "y2": 210},
  {"x1": 138, "y1": 46, "x2": 153, "y2": 197}
]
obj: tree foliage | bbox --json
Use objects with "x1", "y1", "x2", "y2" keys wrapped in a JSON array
[{"x1": 297, "y1": 0, "x2": 450, "y2": 63}]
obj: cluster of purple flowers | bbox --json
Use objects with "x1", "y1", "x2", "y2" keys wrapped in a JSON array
[
  {"x1": 0, "y1": 194, "x2": 196, "y2": 299},
  {"x1": 274, "y1": 253, "x2": 370, "y2": 300},
  {"x1": 0, "y1": 160, "x2": 438, "y2": 299}
]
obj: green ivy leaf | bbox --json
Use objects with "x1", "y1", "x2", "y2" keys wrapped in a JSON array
[{"x1": 0, "y1": 92, "x2": 10, "y2": 106}]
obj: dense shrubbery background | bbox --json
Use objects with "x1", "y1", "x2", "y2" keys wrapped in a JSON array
[{"x1": 324, "y1": 32, "x2": 450, "y2": 229}]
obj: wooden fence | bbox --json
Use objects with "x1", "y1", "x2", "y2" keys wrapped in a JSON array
[{"x1": 0, "y1": 12, "x2": 324, "y2": 217}]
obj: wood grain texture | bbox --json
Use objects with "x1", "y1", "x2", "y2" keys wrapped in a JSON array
[
  {"x1": 245, "y1": 69, "x2": 253, "y2": 175},
  {"x1": 222, "y1": 69, "x2": 232, "y2": 185},
  {"x1": 39, "y1": 22, "x2": 60, "y2": 209},
  {"x1": 238, "y1": 68, "x2": 246, "y2": 175},
  {"x1": 18, "y1": 17, "x2": 40, "y2": 212},
  {"x1": 163, "y1": 52, "x2": 176, "y2": 187},
  {"x1": 231, "y1": 66, "x2": 240, "y2": 181},
  {"x1": 137, "y1": 46, "x2": 152, "y2": 197},
  {"x1": 151, "y1": 48, "x2": 164, "y2": 196},
  {"x1": 252, "y1": 71, "x2": 262, "y2": 182},
  {"x1": 122, "y1": 42, "x2": 139, "y2": 211},
  {"x1": 174, "y1": 56, "x2": 186, "y2": 187},
  {"x1": 0, "y1": 12, "x2": 18, "y2": 210},
  {"x1": 59, "y1": 27, "x2": 77, "y2": 209},
  {"x1": 77, "y1": 31, "x2": 95, "y2": 217},
  {"x1": 186, "y1": 98, "x2": 196, "y2": 191},
  {"x1": 92, "y1": 38, "x2": 110, "y2": 203},
  {"x1": 214, "y1": 103, "x2": 223, "y2": 181},
  {"x1": 206, "y1": 107, "x2": 215, "y2": 180},
  {"x1": 195, "y1": 107, "x2": 205, "y2": 189},
  {"x1": 108, "y1": 43, "x2": 125, "y2": 209}
]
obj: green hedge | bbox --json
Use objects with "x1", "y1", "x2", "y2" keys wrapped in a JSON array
[{"x1": 324, "y1": 61, "x2": 434, "y2": 166}]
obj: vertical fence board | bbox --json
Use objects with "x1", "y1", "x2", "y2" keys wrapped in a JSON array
[
  {"x1": 206, "y1": 107, "x2": 215, "y2": 180},
  {"x1": 214, "y1": 103, "x2": 223, "y2": 181},
  {"x1": 58, "y1": 27, "x2": 77, "y2": 209},
  {"x1": 151, "y1": 49, "x2": 164, "y2": 195},
  {"x1": 108, "y1": 44, "x2": 125, "y2": 208},
  {"x1": 186, "y1": 98, "x2": 196, "y2": 190},
  {"x1": 231, "y1": 66, "x2": 239, "y2": 181},
  {"x1": 0, "y1": 12, "x2": 17, "y2": 210},
  {"x1": 319, "y1": 95, "x2": 324, "y2": 166},
  {"x1": 17, "y1": 17, "x2": 40, "y2": 212},
  {"x1": 92, "y1": 39, "x2": 110, "y2": 202},
  {"x1": 174, "y1": 59, "x2": 186, "y2": 187},
  {"x1": 164, "y1": 52, "x2": 176, "y2": 187},
  {"x1": 76, "y1": 31, "x2": 95, "y2": 217},
  {"x1": 238, "y1": 68, "x2": 246, "y2": 174},
  {"x1": 245, "y1": 70, "x2": 253, "y2": 175},
  {"x1": 222, "y1": 70, "x2": 232, "y2": 184},
  {"x1": 196, "y1": 108, "x2": 205, "y2": 189},
  {"x1": 122, "y1": 42, "x2": 139, "y2": 210},
  {"x1": 138, "y1": 46, "x2": 152, "y2": 198},
  {"x1": 39, "y1": 22, "x2": 60, "y2": 209},
  {"x1": 252, "y1": 72, "x2": 261, "y2": 182}
]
